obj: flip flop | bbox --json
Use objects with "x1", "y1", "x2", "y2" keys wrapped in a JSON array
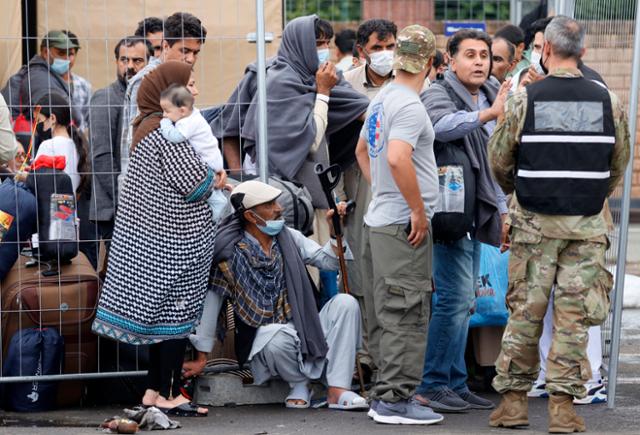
[
  {"x1": 285, "y1": 383, "x2": 311, "y2": 409},
  {"x1": 328, "y1": 391, "x2": 369, "y2": 411},
  {"x1": 158, "y1": 402, "x2": 208, "y2": 417}
]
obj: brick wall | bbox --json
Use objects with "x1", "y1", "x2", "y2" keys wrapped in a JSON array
[
  {"x1": 362, "y1": 0, "x2": 436, "y2": 30},
  {"x1": 582, "y1": 31, "x2": 639, "y2": 199}
]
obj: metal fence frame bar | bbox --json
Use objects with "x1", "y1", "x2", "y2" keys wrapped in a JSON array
[
  {"x1": 256, "y1": 0, "x2": 269, "y2": 183},
  {"x1": 0, "y1": 371, "x2": 147, "y2": 383},
  {"x1": 608, "y1": 0, "x2": 640, "y2": 410}
]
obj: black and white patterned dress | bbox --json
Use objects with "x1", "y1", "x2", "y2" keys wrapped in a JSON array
[{"x1": 92, "y1": 129, "x2": 215, "y2": 345}]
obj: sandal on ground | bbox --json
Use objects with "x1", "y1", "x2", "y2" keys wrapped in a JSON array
[
  {"x1": 285, "y1": 383, "x2": 311, "y2": 409},
  {"x1": 328, "y1": 390, "x2": 369, "y2": 411},
  {"x1": 158, "y1": 402, "x2": 208, "y2": 417}
]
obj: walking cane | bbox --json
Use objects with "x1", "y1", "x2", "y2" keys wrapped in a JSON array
[
  {"x1": 315, "y1": 163, "x2": 367, "y2": 396},
  {"x1": 315, "y1": 163, "x2": 350, "y2": 293}
]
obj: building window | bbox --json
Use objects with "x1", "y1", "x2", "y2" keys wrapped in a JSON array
[{"x1": 284, "y1": 0, "x2": 362, "y2": 22}]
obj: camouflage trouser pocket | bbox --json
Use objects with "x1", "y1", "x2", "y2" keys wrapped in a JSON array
[
  {"x1": 505, "y1": 229, "x2": 541, "y2": 313},
  {"x1": 579, "y1": 358, "x2": 593, "y2": 382},
  {"x1": 382, "y1": 276, "x2": 430, "y2": 327},
  {"x1": 583, "y1": 266, "x2": 613, "y2": 327}
]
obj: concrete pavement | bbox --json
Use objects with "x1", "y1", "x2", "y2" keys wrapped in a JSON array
[
  {"x1": 1, "y1": 384, "x2": 639, "y2": 435},
  {"x1": 2, "y1": 309, "x2": 639, "y2": 435}
]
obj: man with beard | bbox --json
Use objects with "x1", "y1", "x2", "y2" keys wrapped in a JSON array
[{"x1": 86, "y1": 36, "x2": 152, "y2": 267}]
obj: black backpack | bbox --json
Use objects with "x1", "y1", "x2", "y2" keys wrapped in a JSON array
[
  {"x1": 2, "y1": 328, "x2": 64, "y2": 412},
  {"x1": 430, "y1": 80, "x2": 476, "y2": 244},
  {"x1": 26, "y1": 168, "x2": 78, "y2": 267}
]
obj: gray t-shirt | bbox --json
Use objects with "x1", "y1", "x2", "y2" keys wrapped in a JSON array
[{"x1": 361, "y1": 82, "x2": 438, "y2": 227}]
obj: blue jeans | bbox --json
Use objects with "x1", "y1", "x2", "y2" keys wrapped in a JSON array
[{"x1": 417, "y1": 237, "x2": 481, "y2": 394}]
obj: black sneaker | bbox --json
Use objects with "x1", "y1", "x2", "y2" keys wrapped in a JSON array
[
  {"x1": 416, "y1": 387, "x2": 471, "y2": 413},
  {"x1": 457, "y1": 390, "x2": 495, "y2": 410}
]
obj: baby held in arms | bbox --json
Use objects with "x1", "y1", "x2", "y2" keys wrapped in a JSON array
[{"x1": 160, "y1": 83, "x2": 228, "y2": 220}]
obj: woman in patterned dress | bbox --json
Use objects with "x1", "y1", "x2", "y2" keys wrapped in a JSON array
[{"x1": 92, "y1": 61, "x2": 223, "y2": 416}]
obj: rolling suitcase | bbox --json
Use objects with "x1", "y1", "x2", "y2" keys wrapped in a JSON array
[{"x1": 1, "y1": 252, "x2": 100, "y2": 406}]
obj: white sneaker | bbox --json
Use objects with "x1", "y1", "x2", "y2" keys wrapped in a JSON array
[
  {"x1": 367, "y1": 399, "x2": 379, "y2": 419},
  {"x1": 373, "y1": 399, "x2": 444, "y2": 425},
  {"x1": 527, "y1": 380, "x2": 549, "y2": 398},
  {"x1": 573, "y1": 383, "x2": 607, "y2": 405}
]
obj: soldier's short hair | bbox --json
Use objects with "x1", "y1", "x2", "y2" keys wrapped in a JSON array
[
  {"x1": 160, "y1": 83, "x2": 194, "y2": 109},
  {"x1": 545, "y1": 15, "x2": 585, "y2": 60}
]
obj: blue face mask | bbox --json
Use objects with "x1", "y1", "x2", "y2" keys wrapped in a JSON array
[
  {"x1": 50, "y1": 58, "x2": 70, "y2": 75},
  {"x1": 252, "y1": 211, "x2": 285, "y2": 236},
  {"x1": 317, "y1": 48, "x2": 330, "y2": 65}
]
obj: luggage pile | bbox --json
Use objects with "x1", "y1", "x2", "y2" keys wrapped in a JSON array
[{"x1": 0, "y1": 169, "x2": 102, "y2": 411}]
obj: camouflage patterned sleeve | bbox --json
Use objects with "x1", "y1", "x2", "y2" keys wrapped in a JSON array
[
  {"x1": 607, "y1": 91, "x2": 631, "y2": 195},
  {"x1": 488, "y1": 91, "x2": 528, "y2": 195}
]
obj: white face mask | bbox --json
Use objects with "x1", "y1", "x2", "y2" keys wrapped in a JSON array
[
  {"x1": 317, "y1": 48, "x2": 330, "y2": 65},
  {"x1": 530, "y1": 51, "x2": 544, "y2": 74},
  {"x1": 368, "y1": 50, "x2": 394, "y2": 77}
]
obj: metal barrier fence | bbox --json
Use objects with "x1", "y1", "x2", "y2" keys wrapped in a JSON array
[{"x1": 0, "y1": 0, "x2": 637, "y2": 410}]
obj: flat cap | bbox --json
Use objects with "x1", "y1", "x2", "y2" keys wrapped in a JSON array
[{"x1": 230, "y1": 180, "x2": 281, "y2": 211}]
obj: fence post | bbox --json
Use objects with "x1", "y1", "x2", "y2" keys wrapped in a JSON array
[
  {"x1": 256, "y1": 0, "x2": 269, "y2": 183},
  {"x1": 608, "y1": 0, "x2": 640, "y2": 410}
]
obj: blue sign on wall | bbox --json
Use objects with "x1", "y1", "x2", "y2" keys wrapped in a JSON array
[{"x1": 444, "y1": 21, "x2": 487, "y2": 36}]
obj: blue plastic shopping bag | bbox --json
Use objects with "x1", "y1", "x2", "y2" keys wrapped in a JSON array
[{"x1": 470, "y1": 244, "x2": 509, "y2": 328}]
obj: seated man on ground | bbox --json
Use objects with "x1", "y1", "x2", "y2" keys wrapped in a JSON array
[{"x1": 184, "y1": 180, "x2": 367, "y2": 410}]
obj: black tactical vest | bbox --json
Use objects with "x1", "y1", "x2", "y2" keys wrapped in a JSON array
[{"x1": 516, "y1": 75, "x2": 615, "y2": 216}]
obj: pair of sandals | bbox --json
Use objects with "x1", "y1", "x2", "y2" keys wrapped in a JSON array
[
  {"x1": 158, "y1": 402, "x2": 208, "y2": 417},
  {"x1": 285, "y1": 383, "x2": 368, "y2": 411}
]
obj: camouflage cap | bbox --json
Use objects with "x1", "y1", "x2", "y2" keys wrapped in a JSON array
[{"x1": 393, "y1": 25, "x2": 436, "y2": 74}]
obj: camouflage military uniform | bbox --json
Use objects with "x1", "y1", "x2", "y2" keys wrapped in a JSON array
[{"x1": 488, "y1": 68, "x2": 630, "y2": 398}]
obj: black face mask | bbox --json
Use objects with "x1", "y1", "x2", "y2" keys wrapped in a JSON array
[
  {"x1": 36, "y1": 121, "x2": 51, "y2": 142},
  {"x1": 540, "y1": 45, "x2": 549, "y2": 75}
]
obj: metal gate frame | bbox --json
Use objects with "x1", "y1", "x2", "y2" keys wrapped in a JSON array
[{"x1": 0, "y1": 0, "x2": 637, "y2": 411}]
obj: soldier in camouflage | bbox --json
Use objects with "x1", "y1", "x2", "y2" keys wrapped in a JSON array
[{"x1": 488, "y1": 16, "x2": 630, "y2": 433}]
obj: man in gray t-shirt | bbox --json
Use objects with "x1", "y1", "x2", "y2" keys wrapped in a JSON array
[
  {"x1": 355, "y1": 25, "x2": 442, "y2": 426},
  {"x1": 360, "y1": 82, "x2": 438, "y2": 227}
]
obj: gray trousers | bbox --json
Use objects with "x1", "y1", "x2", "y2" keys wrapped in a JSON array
[
  {"x1": 361, "y1": 224, "x2": 433, "y2": 402},
  {"x1": 250, "y1": 294, "x2": 361, "y2": 389},
  {"x1": 342, "y1": 164, "x2": 374, "y2": 369}
]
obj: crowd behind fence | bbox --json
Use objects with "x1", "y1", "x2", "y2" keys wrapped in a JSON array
[{"x1": 0, "y1": 0, "x2": 637, "y2": 412}]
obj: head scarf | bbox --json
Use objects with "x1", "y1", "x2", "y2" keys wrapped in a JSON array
[
  {"x1": 131, "y1": 61, "x2": 192, "y2": 149},
  {"x1": 241, "y1": 15, "x2": 369, "y2": 180}
]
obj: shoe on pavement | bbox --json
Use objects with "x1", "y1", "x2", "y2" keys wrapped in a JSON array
[
  {"x1": 457, "y1": 390, "x2": 495, "y2": 409},
  {"x1": 549, "y1": 393, "x2": 586, "y2": 433},
  {"x1": 528, "y1": 380, "x2": 549, "y2": 398},
  {"x1": 573, "y1": 383, "x2": 606, "y2": 405},
  {"x1": 373, "y1": 399, "x2": 444, "y2": 425},
  {"x1": 415, "y1": 387, "x2": 470, "y2": 413},
  {"x1": 367, "y1": 399, "x2": 379, "y2": 419},
  {"x1": 489, "y1": 390, "x2": 529, "y2": 428}
]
